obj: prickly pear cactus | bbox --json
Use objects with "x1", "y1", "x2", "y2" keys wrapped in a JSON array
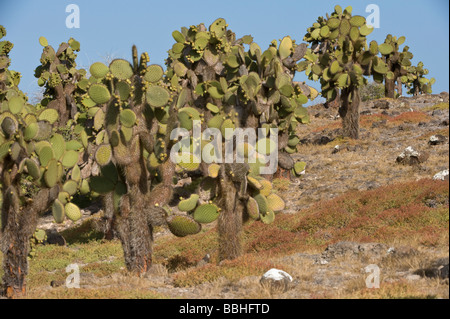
[
  {"x1": 0, "y1": 28, "x2": 87, "y2": 298},
  {"x1": 377, "y1": 34, "x2": 414, "y2": 98},
  {"x1": 163, "y1": 19, "x2": 313, "y2": 260},
  {"x1": 403, "y1": 61, "x2": 435, "y2": 96},
  {"x1": 34, "y1": 37, "x2": 87, "y2": 126},
  {"x1": 302, "y1": 5, "x2": 389, "y2": 139},
  {"x1": 85, "y1": 45, "x2": 178, "y2": 273}
]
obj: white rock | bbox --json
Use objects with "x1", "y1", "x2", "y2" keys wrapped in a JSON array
[
  {"x1": 261, "y1": 268, "x2": 293, "y2": 282},
  {"x1": 433, "y1": 169, "x2": 449, "y2": 181}
]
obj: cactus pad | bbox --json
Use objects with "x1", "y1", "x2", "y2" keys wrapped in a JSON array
[
  {"x1": 88, "y1": 83, "x2": 111, "y2": 104},
  {"x1": 178, "y1": 194, "x2": 199, "y2": 212},
  {"x1": 144, "y1": 64, "x2": 164, "y2": 83},
  {"x1": 167, "y1": 215, "x2": 201, "y2": 237},
  {"x1": 52, "y1": 199, "x2": 65, "y2": 223},
  {"x1": 65, "y1": 202, "x2": 82, "y2": 222},
  {"x1": 109, "y1": 59, "x2": 134, "y2": 80},
  {"x1": 90, "y1": 62, "x2": 109, "y2": 78},
  {"x1": 146, "y1": 86, "x2": 170, "y2": 108},
  {"x1": 95, "y1": 144, "x2": 112, "y2": 166},
  {"x1": 193, "y1": 203, "x2": 219, "y2": 224}
]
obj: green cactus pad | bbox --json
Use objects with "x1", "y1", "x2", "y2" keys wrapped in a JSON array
[
  {"x1": 209, "y1": 18, "x2": 227, "y2": 38},
  {"x1": 279, "y1": 37, "x2": 293, "y2": 60},
  {"x1": 206, "y1": 103, "x2": 220, "y2": 113},
  {"x1": 254, "y1": 193, "x2": 269, "y2": 214},
  {"x1": 50, "y1": 133, "x2": 66, "y2": 160},
  {"x1": 144, "y1": 64, "x2": 164, "y2": 83},
  {"x1": 378, "y1": 43, "x2": 394, "y2": 55},
  {"x1": 88, "y1": 83, "x2": 111, "y2": 104},
  {"x1": 207, "y1": 114, "x2": 224, "y2": 129},
  {"x1": 208, "y1": 163, "x2": 221, "y2": 178},
  {"x1": 34, "y1": 121, "x2": 53, "y2": 141},
  {"x1": 177, "y1": 153, "x2": 200, "y2": 171},
  {"x1": 65, "y1": 140, "x2": 83, "y2": 151},
  {"x1": 267, "y1": 193, "x2": 285, "y2": 212},
  {"x1": 52, "y1": 199, "x2": 65, "y2": 223},
  {"x1": 44, "y1": 159, "x2": 59, "y2": 187},
  {"x1": 71, "y1": 164, "x2": 81, "y2": 181},
  {"x1": 65, "y1": 202, "x2": 82, "y2": 222},
  {"x1": 178, "y1": 194, "x2": 199, "y2": 212},
  {"x1": 25, "y1": 159, "x2": 41, "y2": 180},
  {"x1": 246, "y1": 197, "x2": 260, "y2": 220},
  {"x1": 39, "y1": 36, "x2": 48, "y2": 47},
  {"x1": 146, "y1": 86, "x2": 170, "y2": 108},
  {"x1": 80, "y1": 179, "x2": 90, "y2": 195},
  {"x1": 327, "y1": 18, "x2": 340, "y2": 29},
  {"x1": 90, "y1": 62, "x2": 109, "y2": 78},
  {"x1": 339, "y1": 19, "x2": 351, "y2": 35},
  {"x1": 119, "y1": 109, "x2": 136, "y2": 128},
  {"x1": 293, "y1": 161, "x2": 306, "y2": 175},
  {"x1": 0, "y1": 142, "x2": 12, "y2": 161},
  {"x1": 34, "y1": 229, "x2": 46, "y2": 242},
  {"x1": 349, "y1": 15, "x2": 366, "y2": 27},
  {"x1": 61, "y1": 150, "x2": 79, "y2": 168},
  {"x1": 350, "y1": 27, "x2": 360, "y2": 42},
  {"x1": 63, "y1": 180, "x2": 78, "y2": 196},
  {"x1": 172, "y1": 30, "x2": 185, "y2": 43},
  {"x1": 260, "y1": 209, "x2": 275, "y2": 224},
  {"x1": 8, "y1": 96, "x2": 24, "y2": 114},
  {"x1": 193, "y1": 203, "x2": 220, "y2": 224},
  {"x1": 89, "y1": 176, "x2": 116, "y2": 194},
  {"x1": 167, "y1": 215, "x2": 201, "y2": 237},
  {"x1": 39, "y1": 145, "x2": 54, "y2": 167},
  {"x1": 95, "y1": 144, "x2": 112, "y2": 166},
  {"x1": 178, "y1": 107, "x2": 200, "y2": 130},
  {"x1": 220, "y1": 119, "x2": 235, "y2": 137},
  {"x1": 116, "y1": 81, "x2": 131, "y2": 101},
  {"x1": 256, "y1": 138, "x2": 277, "y2": 155},
  {"x1": 359, "y1": 24, "x2": 374, "y2": 36},
  {"x1": 109, "y1": 59, "x2": 134, "y2": 80},
  {"x1": 58, "y1": 191, "x2": 70, "y2": 205},
  {"x1": 259, "y1": 179, "x2": 273, "y2": 197}
]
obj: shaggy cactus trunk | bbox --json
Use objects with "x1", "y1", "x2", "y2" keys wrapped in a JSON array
[
  {"x1": 1, "y1": 182, "x2": 58, "y2": 298},
  {"x1": 339, "y1": 87, "x2": 361, "y2": 139},
  {"x1": 217, "y1": 173, "x2": 244, "y2": 261}
]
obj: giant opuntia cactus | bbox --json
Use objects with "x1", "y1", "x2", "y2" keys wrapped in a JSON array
[
  {"x1": 34, "y1": 37, "x2": 86, "y2": 126},
  {"x1": 403, "y1": 61, "x2": 435, "y2": 96},
  {"x1": 0, "y1": 29, "x2": 88, "y2": 298},
  {"x1": 377, "y1": 34, "x2": 414, "y2": 98},
  {"x1": 163, "y1": 19, "x2": 313, "y2": 261},
  {"x1": 85, "y1": 45, "x2": 179, "y2": 273},
  {"x1": 302, "y1": 5, "x2": 389, "y2": 139}
]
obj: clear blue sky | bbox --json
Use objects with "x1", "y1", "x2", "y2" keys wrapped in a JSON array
[{"x1": 1, "y1": 0, "x2": 448, "y2": 100}]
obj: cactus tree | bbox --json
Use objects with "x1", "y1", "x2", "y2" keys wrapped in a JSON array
[
  {"x1": 303, "y1": 5, "x2": 389, "y2": 139},
  {"x1": 85, "y1": 46, "x2": 178, "y2": 273},
  {"x1": 164, "y1": 19, "x2": 311, "y2": 260},
  {"x1": 378, "y1": 34, "x2": 413, "y2": 98},
  {"x1": 0, "y1": 30, "x2": 87, "y2": 297},
  {"x1": 403, "y1": 61, "x2": 435, "y2": 96}
]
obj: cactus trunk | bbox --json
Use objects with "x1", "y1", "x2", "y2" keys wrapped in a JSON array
[
  {"x1": 1, "y1": 184, "x2": 58, "y2": 298},
  {"x1": 339, "y1": 87, "x2": 361, "y2": 139},
  {"x1": 217, "y1": 173, "x2": 243, "y2": 261},
  {"x1": 115, "y1": 209, "x2": 154, "y2": 274},
  {"x1": 385, "y1": 78, "x2": 396, "y2": 99}
]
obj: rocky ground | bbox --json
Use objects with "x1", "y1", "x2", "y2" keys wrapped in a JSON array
[{"x1": 15, "y1": 93, "x2": 450, "y2": 299}]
